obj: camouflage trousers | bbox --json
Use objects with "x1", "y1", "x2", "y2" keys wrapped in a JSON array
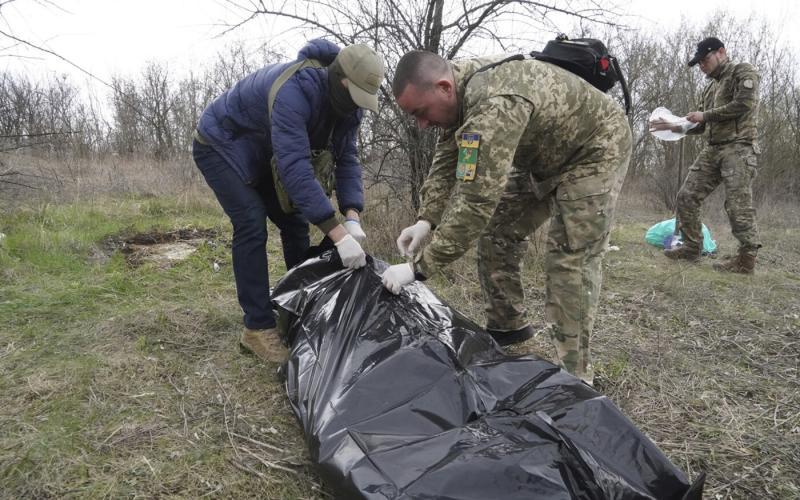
[
  {"x1": 676, "y1": 143, "x2": 760, "y2": 254},
  {"x1": 477, "y1": 143, "x2": 631, "y2": 384}
]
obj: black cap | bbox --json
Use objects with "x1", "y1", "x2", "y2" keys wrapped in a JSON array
[{"x1": 688, "y1": 37, "x2": 725, "y2": 67}]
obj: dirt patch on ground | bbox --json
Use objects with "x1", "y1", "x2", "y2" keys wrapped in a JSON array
[{"x1": 96, "y1": 228, "x2": 220, "y2": 267}]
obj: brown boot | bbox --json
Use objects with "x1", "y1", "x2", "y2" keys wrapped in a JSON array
[
  {"x1": 240, "y1": 327, "x2": 288, "y2": 363},
  {"x1": 713, "y1": 249, "x2": 756, "y2": 274},
  {"x1": 664, "y1": 244, "x2": 701, "y2": 262}
]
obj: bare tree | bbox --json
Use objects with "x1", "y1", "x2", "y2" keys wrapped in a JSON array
[
  {"x1": 139, "y1": 62, "x2": 177, "y2": 159},
  {"x1": 222, "y1": 0, "x2": 624, "y2": 211},
  {"x1": 2, "y1": 2, "x2": 797, "y2": 209}
]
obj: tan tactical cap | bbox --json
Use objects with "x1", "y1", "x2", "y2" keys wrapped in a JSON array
[{"x1": 337, "y1": 44, "x2": 384, "y2": 112}]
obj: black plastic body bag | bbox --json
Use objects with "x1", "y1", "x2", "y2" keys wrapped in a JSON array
[{"x1": 271, "y1": 252, "x2": 704, "y2": 499}]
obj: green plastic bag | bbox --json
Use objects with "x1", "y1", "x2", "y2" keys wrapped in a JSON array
[{"x1": 644, "y1": 218, "x2": 717, "y2": 254}]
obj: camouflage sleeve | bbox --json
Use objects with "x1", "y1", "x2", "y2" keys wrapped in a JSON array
[
  {"x1": 686, "y1": 122, "x2": 705, "y2": 135},
  {"x1": 704, "y1": 63, "x2": 759, "y2": 122},
  {"x1": 417, "y1": 130, "x2": 459, "y2": 227},
  {"x1": 415, "y1": 95, "x2": 534, "y2": 278},
  {"x1": 687, "y1": 84, "x2": 712, "y2": 135}
]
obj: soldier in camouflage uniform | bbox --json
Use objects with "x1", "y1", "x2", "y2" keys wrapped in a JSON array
[
  {"x1": 651, "y1": 37, "x2": 760, "y2": 273},
  {"x1": 381, "y1": 50, "x2": 632, "y2": 385}
]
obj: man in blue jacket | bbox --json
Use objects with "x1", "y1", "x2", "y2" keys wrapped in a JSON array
[{"x1": 193, "y1": 39, "x2": 384, "y2": 363}]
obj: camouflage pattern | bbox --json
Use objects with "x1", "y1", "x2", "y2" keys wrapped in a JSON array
[
  {"x1": 413, "y1": 57, "x2": 632, "y2": 383},
  {"x1": 477, "y1": 168, "x2": 551, "y2": 332},
  {"x1": 676, "y1": 143, "x2": 760, "y2": 254},
  {"x1": 687, "y1": 60, "x2": 760, "y2": 145},
  {"x1": 678, "y1": 58, "x2": 761, "y2": 256}
]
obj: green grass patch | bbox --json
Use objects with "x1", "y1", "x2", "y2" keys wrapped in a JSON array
[{"x1": 1, "y1": 194, "x2": 798, "y2": 498}]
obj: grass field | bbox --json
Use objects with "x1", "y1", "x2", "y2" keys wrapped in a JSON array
[{"x1": 1, "y1": 193, "x2": 798, "y2": 499}]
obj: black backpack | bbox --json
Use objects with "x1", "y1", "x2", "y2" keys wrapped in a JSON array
[{"x1": 531, "y1": 34, "x2": 631, "y2": 115}]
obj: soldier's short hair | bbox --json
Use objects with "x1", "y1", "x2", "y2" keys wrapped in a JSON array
[{"x1": 392, "y1": 50, "x2": 449, "y2": 96}]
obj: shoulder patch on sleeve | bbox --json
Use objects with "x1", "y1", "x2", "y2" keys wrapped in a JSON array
[
  {"x1": 456, "y1": 133, "x2": 480, "y2": 182},
  {"x1": 743, "y1": 79, "x2": 754, "y2": 89}
]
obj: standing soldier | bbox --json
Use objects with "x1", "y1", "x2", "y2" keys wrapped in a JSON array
[
  {"x1": 651, "y1": 37, "x2": 761, "y2": 272},
  {"x1": 381, "y1": 50, "x2": 632, "y2": 386}
]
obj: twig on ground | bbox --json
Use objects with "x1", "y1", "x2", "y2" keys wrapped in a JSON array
[
  {"x1": 240, "y1": 446, "x2": 301, "y2": 476},
  {"x1": 211, "y1": 365, "x2": 241, "y2": 460},
  {"x1": 230, "y1": 458, "x2": 269, "y2": 480},
  {"x1": 100, "y1": 425, "x2": 124, "y2": 448},
  {"x1": 706, "y1": 455, "x2": 777, "y2": 494},
  {"x1": 230, "y1": 431, "x2": 288, "y2": 454},
  {"x1": 141, "y1": 455, "x2": 157, "y2": 477}
]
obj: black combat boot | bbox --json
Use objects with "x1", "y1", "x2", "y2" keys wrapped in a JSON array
[{"x1": 486, "y1": 325, "x2": 535, "y2": 346}]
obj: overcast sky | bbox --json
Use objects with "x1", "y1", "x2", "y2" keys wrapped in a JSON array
[{"x1": 1, "y1": 0, "x2": 797, "y2": 85}]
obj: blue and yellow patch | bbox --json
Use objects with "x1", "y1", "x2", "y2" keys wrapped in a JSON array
[{"x1": 456, "y1": 133, "x2": 480, "y2": 181}]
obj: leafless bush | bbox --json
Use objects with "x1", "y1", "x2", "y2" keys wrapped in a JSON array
[{"x1": 2, "y1": 5, "x2": 799, "y2": 213}]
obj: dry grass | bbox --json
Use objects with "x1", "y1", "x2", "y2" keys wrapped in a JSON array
[
  {"x1": 371, "y1": 186, "x2": 800, "y2": 498},
  {"x1": 595, "y1": 228, "x2": 799, "y2": 499},
  {"x1": 1, "y1": 155, "x2": 798, "y2": 498},
  {"x1": 1, "y1": 152, "x2": 203, "y2": 207}
]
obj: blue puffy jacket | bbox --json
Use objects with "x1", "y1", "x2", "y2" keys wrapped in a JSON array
[{"x1": 196, "y1": 39, "x2": 364, "y2": 229}]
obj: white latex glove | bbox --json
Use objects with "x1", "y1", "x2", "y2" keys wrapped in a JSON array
[
  {"x1": 343, "y1": 219, "x2": 367, "y2": 244},
  {"x1": 396, "y1": 220, "x2": 431, "y2": 257},
  {"x1": 334, "y1": 234, "x2": 367, "y2": 269},
  {"x1": 381, "y1": 263, "x2": 415, "y2": 294}
]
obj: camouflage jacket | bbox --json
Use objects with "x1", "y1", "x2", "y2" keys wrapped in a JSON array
[
  {"x1": 415, "y1": 57, "x2": 630, "y2": 278},
  {"x1": 688, "y1": 59, "x2": 759, "y2": 145}
]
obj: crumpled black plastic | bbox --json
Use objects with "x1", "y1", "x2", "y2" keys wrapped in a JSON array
[{"x1": 271, "y1": 252, "x2": 705, "y2": 500}]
